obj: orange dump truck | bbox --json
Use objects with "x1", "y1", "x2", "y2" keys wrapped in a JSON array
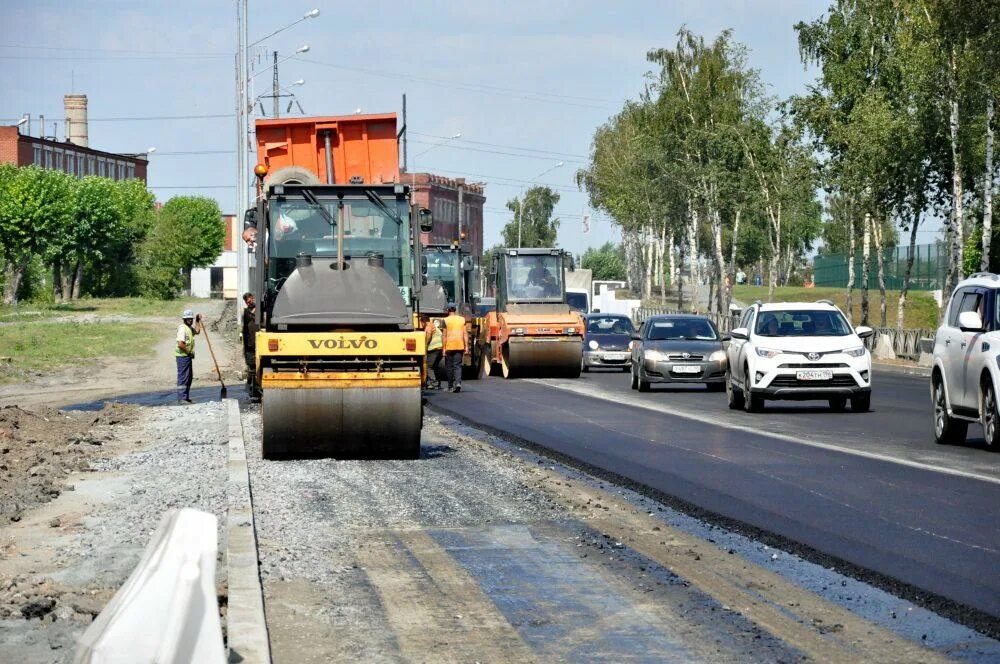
[{"x1": 245, "y1": 113, "x2": 434, "y2": 459}]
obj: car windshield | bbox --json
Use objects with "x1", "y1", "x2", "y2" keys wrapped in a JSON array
[
  {"x1": 587, "y1": 316, "x2": 633, "y2": 335},
  {"x1": 754, "y1": 309, "x2": 852, "y2": 337},
  {"x1": 506, "y1": 254, "x2": 563, "y2": 301},
  {"x1": 267, "y1": 195, "x2": 409, "y2": 287},
  {"x1": 647, "y1": 318, "x2": 718, "y2": 341}
]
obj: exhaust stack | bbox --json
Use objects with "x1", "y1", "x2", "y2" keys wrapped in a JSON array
[{"x1": 64, "y1": 94, "x2": 88, "y2": 147}]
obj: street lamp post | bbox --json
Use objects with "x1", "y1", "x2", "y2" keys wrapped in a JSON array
[{"x1": 517, "y1": 161, "x2": 564, "y2": 248}]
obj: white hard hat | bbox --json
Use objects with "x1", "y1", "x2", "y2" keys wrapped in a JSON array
[{"x1": 181, "y1": 309, "x2": 194, "y2": 319}]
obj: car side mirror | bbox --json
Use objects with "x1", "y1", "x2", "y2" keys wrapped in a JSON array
[
  {"x1": 420, "y1": 255, "x2": 428, "y2": 276},
  {"x1": 956, "y1": 312, "x2": 983, "y2": 333},
  {"x1": 418, "y1": 208, "x2": 433, "y2": 232},
  {"x1": 631, "y1": 332, "x2": 641, "y2": 340},
  {"x1": 721, "y1": 334, "x2": 731, "y2": 342},
  {"x1": 730, "y1": 327, "x2": 749, "y2": 340},
  {"x1": 854, "y1": 325, "x2": 876, "y2": 339}
]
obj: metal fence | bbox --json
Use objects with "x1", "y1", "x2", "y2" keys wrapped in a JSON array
[
  {"x1": 813, "y1": 242, "x2": 947, "y2": 291},
  {"x1": 633, "y1": 307, "x2": 933, "y2": 361}
]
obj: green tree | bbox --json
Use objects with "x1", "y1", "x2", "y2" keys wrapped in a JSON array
[
  {"x1": 581, "y1": 242, "x2": 627, "y2": 281},
  {"x1": 137, "y1": 196, "x2": 224, "y2": 299},
  {"x1": 501, "y1": 186, "x2": 560, "y2": 248},
  {"x1": 85, "y1": 178, "x2": 157, "y2": 297},
  {"x1": 0, "y1": 166, "x2": 74, "y2": 304}
]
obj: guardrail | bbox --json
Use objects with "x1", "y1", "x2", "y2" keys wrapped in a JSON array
[{"x1": 633, "y1": 307, "x2": 933, "y2": 361}]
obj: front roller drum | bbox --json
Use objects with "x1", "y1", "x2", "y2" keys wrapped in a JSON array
[
  {"x1": 262, "y1": 383, "x2": 422, "y2": 460},
  {"x1": 502, "y1": 338, "x2": 583, "y2": 379}
]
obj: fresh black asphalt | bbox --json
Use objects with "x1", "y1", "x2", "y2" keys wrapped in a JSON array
[{"x1": 427, "y1": 368, "x2": 1000, "y2": 622}]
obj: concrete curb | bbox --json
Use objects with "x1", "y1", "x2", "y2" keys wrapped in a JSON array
[
  {"x1": 872, "y1": 362, "x2": 931, "y2": 378},
  {"x1": 224, "y1": 399, "x2": 271, "y2": 663}
]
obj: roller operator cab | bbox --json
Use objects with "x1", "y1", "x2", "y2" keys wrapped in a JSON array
[{"x1": 481, "y1": 248, "x2": 585, "y2": 379}]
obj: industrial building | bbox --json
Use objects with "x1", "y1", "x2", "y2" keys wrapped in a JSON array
[
  {"x1": 403, "y1": 172, "x2": 485, "y2": 256},
  {"x1": 0, "y1": 95, "x2": 148, "y2": 181},
  {"x1": 191, "y1": 215, "x2": 239, "y2": 299}
]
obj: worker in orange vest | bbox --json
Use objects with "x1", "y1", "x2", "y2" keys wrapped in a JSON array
[{"x1": 442, "y1": 305, "x2": 467, "y2": 393}]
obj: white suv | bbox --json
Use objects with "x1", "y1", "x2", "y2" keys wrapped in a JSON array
[
  {"x1": 931, "y1": 273, "x2": 1000, "y2": 447},
  {"x1": 726, "y1": 300, "x2": 874, "y2": 412}
]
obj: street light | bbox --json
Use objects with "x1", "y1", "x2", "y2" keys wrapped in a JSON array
[
  {"x1": 412, "y1": 132, "x2": 462, "y2": 159},
  {"x1": 248, "y1": 8, "x2": 320, "y2": 49},
  {"x1": 247, "y1": 45, "x2": 310, "y2": 83},
  {"x1": 518, "y1": 161, "x2": 564, "y2": 248},
  {"x1": 146, "y1": 147, "x2": 157, "y2": 154}
]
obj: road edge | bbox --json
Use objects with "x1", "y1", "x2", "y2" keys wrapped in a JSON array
[{"x1": 225, "y1": 398, "x2": 271, "y2": 664}]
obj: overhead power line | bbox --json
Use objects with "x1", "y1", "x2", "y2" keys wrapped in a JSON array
[
  {"x1": 409, "y1": 139, "x2": 585, "y2": 164},
  {"x1": 0, "y1": 43, "x2": 228, "y2": 56},
  {"x1": 0, "y1": 113, "x2": 234, "y2": 123},
  {"x1": 411, "y1": 131, "x2": 586, "y2": 160}
]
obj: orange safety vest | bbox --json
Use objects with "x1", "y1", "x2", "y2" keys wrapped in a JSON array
[{"x1": 443, "y1": 313, "x2": 467, "y2": 351}]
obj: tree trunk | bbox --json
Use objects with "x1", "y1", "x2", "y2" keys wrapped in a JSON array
[
  {"x1": 688, "y1": 204, "x2": 699, "y2": 303},
  {"x1": 711, "y1": 208, "x2": 726, "y2": 314},
  {"x1": 897, "y1": 209, "x2": 922, "y2": 330},
  {"x1": 643, "y1": 225, "x2": 654, "y2": 301},
  {"x1": 59, "y1": 262, "x2": 74, "y2": 303},
  {"x1": 72, "y1": 262, "x2": 84, "y2": 300},
  {"x1": 52, "y1": 263, "x2": 62, "y2": 302},
  {"x1": 873, "y1": 217, "x2": 887, "y2": 328},
  {"x1": 668, "y1": 230, "x2": 676, "y2": 293},
  {"x1": 729, "y1": 208, "x2": 741, "y2": 276},
  {"x1": 983, "y1": 94, "x2": 994, "y2": 272},
  {"x1": 946, "y1": 66, "x2": 965, "y2": 307},
  {"x1": 846, "y1": 217, "x2": 855, "y2": 324},
  {"x1": 2, "y1": 259, "x2": 27, "y2": 305},
  {"x1": 783, "y1": 246, "x2": 794, "y2": 286},
  {"x1": 767, "y1": 209, "x2": 780, "y2": 302},
  {"x1": 861, "y1": 213, "x2": 871, "y2": 326}
]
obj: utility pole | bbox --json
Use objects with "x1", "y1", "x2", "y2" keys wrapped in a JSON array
[
  {"x1": 272, "y1": 50, "x2": 280, "y2": 118},
  {"x1": 402, "y1": 93, "x2": 408, "y2": 172}
]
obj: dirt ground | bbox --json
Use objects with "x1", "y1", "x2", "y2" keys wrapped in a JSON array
[{"x1": 0, "y1": 298, "x2": 241, "y2": 409}]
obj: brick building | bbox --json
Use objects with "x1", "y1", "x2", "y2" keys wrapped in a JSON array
[
  {"x1": 403, "y1": 172, "x2": 485, "y2": 256},
  {"x1": 0, "y1": 94, "x2": 148, "y2": 182}
]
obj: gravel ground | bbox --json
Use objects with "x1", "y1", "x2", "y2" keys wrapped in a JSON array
[
  {"x1": 245, "y1": 410, "x2": 567, "y2": 586},
  {"x1": 0, "y1": 400, "x2": 229, "y2": 663}
]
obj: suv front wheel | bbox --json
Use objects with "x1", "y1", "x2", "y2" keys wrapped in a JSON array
[
  {"x1": 933, "y1": 374, "x2": 967, "y2": 445},
  {"x1": 981, "y1": 380, "x2": 999, "y2": 448}
]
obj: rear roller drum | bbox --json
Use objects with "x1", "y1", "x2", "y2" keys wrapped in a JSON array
[
  {"x1": 504, "y1": 339, "x2": 583, "y2": 379},
  {"x1": 261, "y1": 385, "x2": 421, "y2": 460}
]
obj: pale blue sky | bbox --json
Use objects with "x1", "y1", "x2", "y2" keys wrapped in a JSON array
[{"x1": 1, "y1": 0, "x2": 867, "y2": 256}]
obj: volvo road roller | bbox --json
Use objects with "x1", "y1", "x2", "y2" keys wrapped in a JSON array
[
  {"x1": 243, "y1": 114, "x2": 432, "y2": 459},
  {"x1": 480, "y1": 248, "x2": 584, "y2": 379}
]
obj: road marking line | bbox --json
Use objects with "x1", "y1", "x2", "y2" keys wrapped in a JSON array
[
  {"x1": 537, "y1": 473, "x2": 952, "y2": 664},
  {"x1": 359, "y1": 530, "x2": 537, "y2": 663},
  {"x1": 225, "y1": 398, "x2": 271, "y2": 664},
  {"x1": 529, "y1": 379, "x2": 1000, "y2": 486}
]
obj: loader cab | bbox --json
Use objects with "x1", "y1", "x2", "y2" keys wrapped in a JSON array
[{"x1": 495, "y1": 248, "x2": 566, "y2": 311}]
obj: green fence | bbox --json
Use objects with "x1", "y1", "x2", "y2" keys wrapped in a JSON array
[{"x1": 812, "y1": 242, "x2": 947, "y2": 291}]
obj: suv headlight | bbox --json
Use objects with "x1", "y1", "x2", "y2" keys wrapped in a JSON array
[
  {"x1": 756, "y1": 347, "x2": 780, "y2": 358},
  {"x1": 645, "y1": 349, "x2": 666, "y2": 362},
  {"x1": 709, "y1": 350, "x2": 727, "y2": 362},
  {"x1": 588, "y1": 340, "x2": 599, "y2": 350},
  {"x1": 844, "y1": 346, "x2": 867, "y2": 357}
]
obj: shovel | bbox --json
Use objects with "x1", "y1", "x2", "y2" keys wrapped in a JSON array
[{"x1": 201, "y1": 321, "x2": 227, "y2": 399}]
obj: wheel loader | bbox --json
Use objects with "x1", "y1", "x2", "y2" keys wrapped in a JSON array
[
  {"x1": 480, "y1": 248, "x2": 584, "y2": 379},
  {"x1": 244, "y1": 114, "x2": 432, "y2": 459},
  {"x1": 423, "y1": 242, "x2": 484, "y2": 380}
]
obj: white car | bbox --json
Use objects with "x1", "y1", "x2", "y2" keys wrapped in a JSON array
[
  {"x1": 726, "y1": 300, "x2": 874, "y2": 412},
  {"x1": 931, "y1": 273, "x2": 1000, "y2": 447}
]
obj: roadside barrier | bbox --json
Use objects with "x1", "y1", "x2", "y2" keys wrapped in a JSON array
[{"x1": 74, "y1": 508, "x2": 225, "y2": 664}]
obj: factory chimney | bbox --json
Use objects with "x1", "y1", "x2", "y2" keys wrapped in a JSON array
[{"x1": 64, "y1": 94, "x2": 88, "y2": 147}]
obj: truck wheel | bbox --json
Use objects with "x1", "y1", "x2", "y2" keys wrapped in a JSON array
[{"x1": 264, "y1": 165, "x2": 320, "y2": 188}]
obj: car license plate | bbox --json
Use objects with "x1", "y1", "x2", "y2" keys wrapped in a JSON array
[
  {"x1": 796, "y1": 370, "x2": 833, "y2": 381},
  {"x1": 603, "y1": 352, "x2": 628, "y2": 361},
  {"x1": 672, "y1": 365, "x2": 701, "y2": 374}
]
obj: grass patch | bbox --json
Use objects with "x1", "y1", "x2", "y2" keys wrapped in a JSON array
[
  {"x1": 0, "y1": 320, "x2": 160, "y2": 384},
  {"x1": 0, "y1": 297, "x2": 200, "y2": 322},
  {"x1": 732, "y1": 285, "x2": 939, "y2": 329}
]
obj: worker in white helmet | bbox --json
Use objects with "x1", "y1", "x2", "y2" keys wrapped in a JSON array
[{"x1": 175, "y1": 309, "x2": 202, "y2": 404}]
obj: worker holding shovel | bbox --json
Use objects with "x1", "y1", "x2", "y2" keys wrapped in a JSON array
[{"x1": 176, "y1": 309, "x2": 202, "y2": 404}]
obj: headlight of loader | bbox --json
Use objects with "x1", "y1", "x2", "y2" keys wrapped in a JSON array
[
  {"x1": 844, "y1": 346, "x2": 867, "y2": 357},
  {"x1": 511, "y1": 327, "x2": 526, "y2": 336},
  {"x1": 709, "y1": 350, "x2": 727, "y2": 362},
  {"x1": 756, "y1": 347, "x2": 780, "y2": 358},
  {"x1": 564, "y1": 327, "x2": 577, "y2": 334},
  {"x1": 588, "y1": 340, "x2": 599, "y2": 350}
]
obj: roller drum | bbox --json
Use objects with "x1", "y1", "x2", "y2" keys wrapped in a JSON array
[
  {"x1": 262, "y1": 385, "x2": 421, "y2": 459},
  {"x1": 503, "y1": 338, "x2": 582, "y2": 379}
]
